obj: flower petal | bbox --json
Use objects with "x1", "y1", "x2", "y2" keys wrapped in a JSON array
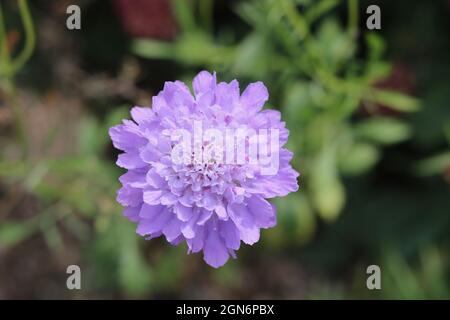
[
  {"x1": 203, "y1": 223, "x2": 230, "y2": 268},
  {"x1": 117, "y1": 186, "x2": 142, "y2": 207},
  {"x1": 246, "y1": 167, "x2": 299, "y2": 198},
  {"x1": 131, "y1": 106, "x2": 154, "y2": 125},
  {"x1": 193, "y1": 71, "x2": 216, "y2": 97},
  {"x1": 247, "y1": 195, "x2": 276, "y2": 228},
  {"x1": 123, "y1": 205, "x2": 141, "y2": 222},
  {"x1": 143, "y1": 189, "x2": 163, "y2": 205},
  {"x1": 160, "y1": 192, "x2": 178, "y2": 205},
  {"x1": 228, "y1": 203, "x2": 260, "y2": 245},
  {"x1": 109, "y1": 123, "x2": 146, "y2": 151},
  {"x1": 219, "y1": 220, "x2": 240, "y2": 250},
  {"x1": 181, "y1": 212, "x2": 199, "y2": 239},
  {"x1": 139, "y1": 203, "x2": 165, "y2": 219},
  {"x1": 174, "y1": 203, "x2": 194, "y2": 222},
  {"x1": 117, "y1": 152, "x2": 147, "y2": 169},
  {"x1": 162, "y1": 217, "x2": 182, "y2": 242},
  {"x1": 240, "y1": 81, "x2": 268, "y2": 113},
  {"x1": 136, "y1": 207, "x2": 171, "y2": 236}
]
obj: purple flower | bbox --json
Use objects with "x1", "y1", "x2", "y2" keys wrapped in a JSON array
[{"x1": 109, "y1": 71, "x2": 299, "y2": 268}]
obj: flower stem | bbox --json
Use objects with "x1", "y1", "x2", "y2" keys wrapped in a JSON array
[
  {"x1": 9, "y1": 0, "x2": 36, "y2": 75},
  {"x1": 280, "y1": 0, "x2": 309, "y2": 41},
  {"x1": 0, "y1": 0, "x2": 35, "y2": 158},
  {"x1": 2, "y1": 78, "x2": 29, "y2": 158},
  {"x1": 0, "y1": 2, "x2": 11, "y2": 73},
  {"x1": 347, "y1": 0, "x2": 359, "y2": 38}
]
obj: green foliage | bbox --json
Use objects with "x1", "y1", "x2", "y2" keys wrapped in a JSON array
[
  {"x1": 355, "y1": 117, "x2": 412, "y2": 145},
  {"x1": 133, "y1": 0, "x2": 420, "y2": 225}
]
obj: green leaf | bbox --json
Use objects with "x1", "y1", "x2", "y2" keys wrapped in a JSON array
[
  {"x1": 131, "y1": 39, "x2": 174, "y2": 60},
  {"x1": 419, "y1": 247, "x2": 448, "y2": 299},
  {"x1": 0, "y1": 221, "x2": 35, "y2": 247},
  {"x1": 152, "y1": 247, "x2": 184, "y2": 290},
  {"x1": 365, "y1": 61, "x2": 391, "y2": 82},
  {"x1": 272, "y1": 192, "x2": 316, "y2": 245},
  {"x1": 314, "y1": 18, "x2": 355, "y2": 72},
  {"x1": 310, "y1": 147, "x2": 345, "y2": 222},
  {"x1": 368, "y1": 89, "x2": 421, "y2": 112},
  {"x1": 0, "y1": 160, "x2": 28, "y2": 178},
  {"x1": 171, "y1": 0, "x2": 196, "y2": 32},
  {"x1": 104, "y1": 106, "x2": 131, "y2": 130},
  {"x1": 366, "y1": 32, "x2": 386, "y2": 62},
  {"x1": 118, "y1": 222, "x2": 152, "y2": 296},
  {"x1": 413, "y1": 152, "x2": 450, "y2": 176},
  {"x1": 443, "y1": 122, "x2": 450, "y2": 144},
  {"x1": 356, "y1": 117, "x2": 412, "y2": 145},
  {"x1": 339, "y1": 143, "x2": 380, "y2": 175},
  {"x1": 175, "y1": 32, "x2": 232, "y2": 66},
  {"x1": 79, "y1": 117, "x2": 107, "y2": 155},
  {"x1": 232, "y1": 33, "x2": 271, "y2": 78},
  {"x1": 293, "y1": 194, "x2": 316, "y2": 242},
  {"x1": 306, "y1": 0, "x2": 339, "y2": 23}
]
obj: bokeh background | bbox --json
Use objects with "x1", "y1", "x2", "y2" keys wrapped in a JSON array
[{"x1": 0, "y1": 0, "x2": 449, "y2": 299}]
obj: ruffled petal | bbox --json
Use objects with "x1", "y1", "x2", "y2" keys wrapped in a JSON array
[
  {"x1": 240, "y1": 81, "x2": 268, "y2": 113},
  {"x1": 162, "y1": 217, "x2": 182, "y2": 242},
  {"x1": 247, "y1": 195, "x2": 276, "y2": 228},
  {"x1": 109, "y1": 123, "x2": 146, "y2": 152},
  {"x1": 228, "y1": 203, "x2": 260, "y2": 245},
  {"x1": 193, "y1": 71, "x2": 216, "y2": 98},
  {"x1": 117, "y1": 152, "x2": 147, "y2": 169},
  {"x1": 143, "y1": 189, "x2": 163, "y2": 205},
  {"x1": 130, "y1": 106, "x2": 154, "y2": 125},
  {"x1": 219, "y1": 220, "x2": 240, "y2": 250},
  {"x1": 203, "y1": 222, "x2": 230, "y2": 268},
  {"x1": 136, "y1": 207, "x2": 171, "y2": 236}
]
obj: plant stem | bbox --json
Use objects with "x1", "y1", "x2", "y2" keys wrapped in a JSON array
[
  {"x1": 0, "y1": 2, "x2": 11, "y2": 73},
  {"x1": 0, "y1": 1, "x2": 34, "y2": 158},
  {"x1": 280, "y1": 0, "x2": 309, "y2": 41},
  {"x1": 2, "y1": 79, "x2": 29, "y2": 158},
  {"x1": 347, "y1": 0, "x2": 359, "y2": 38},
  {"x1": 199, "y1": 0, "x2": 213, "y2": 33},
  {"x1": 9, "y1": 0, "x2": 36, "y2": 75}
]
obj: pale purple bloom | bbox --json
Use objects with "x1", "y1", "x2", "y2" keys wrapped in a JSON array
[{"x1": 109, "y1": 71, "x2": 299, "y2": 268}]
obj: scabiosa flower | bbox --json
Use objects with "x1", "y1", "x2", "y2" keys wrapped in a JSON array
[{"x1": 109, "y1": 71, "x2": 299, "y2": 268}]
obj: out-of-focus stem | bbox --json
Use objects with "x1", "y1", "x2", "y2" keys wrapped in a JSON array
[
  {"x1": 2, "y1": 79, "x2": 29, "y2": 158},
  {"x1": 199, "y1": 0, "x2": 213, "y2": 33},
  {"x1": 347, "y1": 0, "x2": 359, "y2": 37},
  {"x1": 9, "y1": 0, "x2": 36, "y2": 75},
  {"x1": 0, "y1": 1, "x2": 34, "y2": 158},
  {"x1": 0, "y1": 2, "x2": 11, "y2": 72},
  {"x1": 280, "y1": 0, "x2": 309, "y2": 41}
]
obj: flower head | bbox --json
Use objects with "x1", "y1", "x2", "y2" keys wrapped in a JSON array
[{"x1": 109, "y1": 71, "x2": 299, "y2": 268}]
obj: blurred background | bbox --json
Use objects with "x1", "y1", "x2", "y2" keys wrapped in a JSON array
[{"x1": 0, "y1": 0, "x2": 449, "y2": 299}]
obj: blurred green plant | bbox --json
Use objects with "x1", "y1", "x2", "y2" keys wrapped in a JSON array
[
  {"x1": 0, "y1": 0, "x2": 35, "y2": 157},
  {"x1": 414, "y1": 120, "x2": 450, "y2": 179},
  {"x1": 132, "y1": 0, "x2": 420, "y2": 226},
  {"x1": 381, "y1": 246, "x2": 449, "y2": 299},
  {"x1": 345, "y1": 246, "x2": 450, "y2": 300},
  {"x1": 0, "y1": 3, "x2": 179, "y2": 297},
  {"x1": 0, "y1": 105, "x2": 181, "y2": 296}
]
